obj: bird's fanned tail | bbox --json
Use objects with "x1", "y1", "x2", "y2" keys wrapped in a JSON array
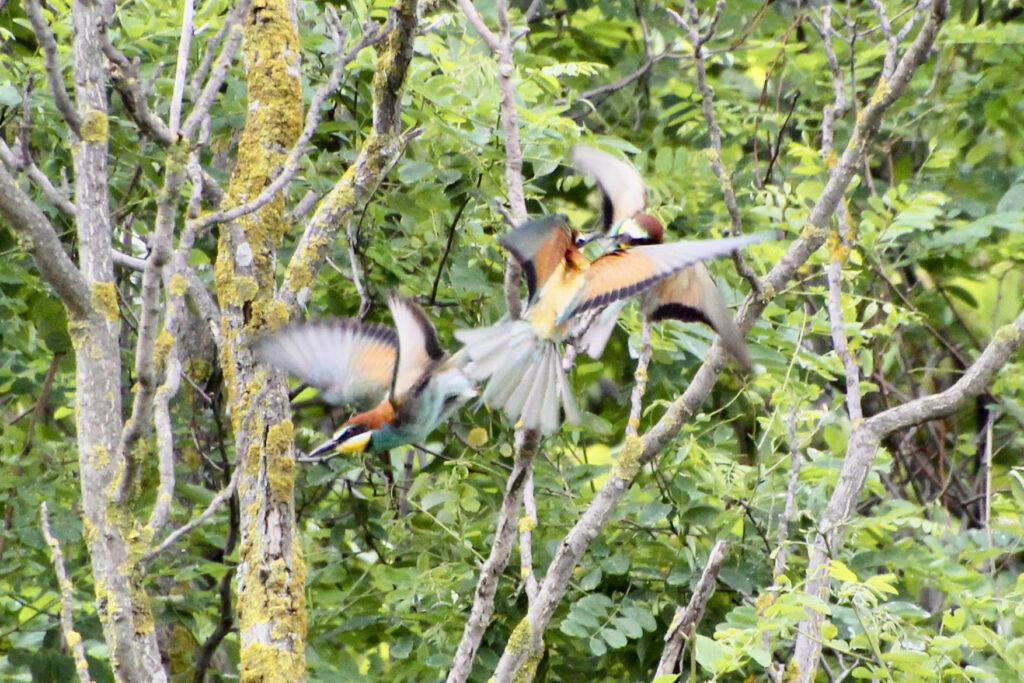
[{"x1": 455, "y1": 321, "x2": 578, "y2": 435}]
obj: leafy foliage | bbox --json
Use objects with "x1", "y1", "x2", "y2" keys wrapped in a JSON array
[{"x1": 2, "y1": 0, "x2": 1023, "y2": 680}]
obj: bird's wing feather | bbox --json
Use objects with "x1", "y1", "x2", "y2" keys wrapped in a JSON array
[
  {"x1": 572, "y1": 146, "x2": 647, "y2": 229},
  {"x1": 644, "y1": 263, "x2": 751, "y2": 368},
  {"x1": 559, "y1": 231, "x2": 773, "y2": 323},
  {"x1": 253, "y1": 320, "x2": 397, "y2": 407},
  {"x1": 388, "y1": 297, "x2": 445, "y2": 399},
  {"x1": 499, "y1": 215, "x2": 573, "y2": 302}
]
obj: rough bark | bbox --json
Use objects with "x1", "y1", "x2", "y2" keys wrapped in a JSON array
[{"x1": 215, "y1": 0, "x2": 307, "y2": 679}]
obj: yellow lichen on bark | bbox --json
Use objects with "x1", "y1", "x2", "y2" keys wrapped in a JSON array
[
  {"x1": 169, "y1": 273, "x2": 187, "y2": 297},
  {"x1": 266, "y1": 420, "x2": 295, "y2": 502},
  {"x1": 611, "y1": 434, "x2": 644, "y2": 481},
  {"x1": 91, "y1": 281, "x2": 120, "y2": 322},
  {"x1": 80, "y1": 109, "x2": 108, "y2": 142},
  {"x1": 154, "y1": 328, "x2": 175, "y2": 374}
]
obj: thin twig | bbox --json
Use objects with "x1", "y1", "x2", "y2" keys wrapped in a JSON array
[
  {"x1": 145, "y1": 457, "x2": 242, "y2": 561},
  {"x1": 23, "y1": 0, "x2": 81, "y2": 134},
  {"x1": 654, "y1": 539, "x2": 729, "y2": 678},
  {"x1": 430, "y1": 183, "x2": 475, "y2": 304},
  {"x1": 40, "y1": 502, "x2": 93, "y2": 683},
  {"x1": 519, "y1": 465, "x2": 539, "y2": 604},
  {"x1": 668, "y1": 1, "x2": 762, "y2": 294},
  {"x1": 169, "y1": 0, "x2": 196, "y2": 135},
  {"x1": 626, "y1": 320, "x2": 652, "y2": 437}
]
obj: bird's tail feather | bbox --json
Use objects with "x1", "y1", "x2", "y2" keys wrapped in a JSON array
[
  {"x1": 575, "y1": 299, "x2": 629, "y2": 360},
  {"x1": 455, "y1": 321, "x2": 578, "y2": 435}
]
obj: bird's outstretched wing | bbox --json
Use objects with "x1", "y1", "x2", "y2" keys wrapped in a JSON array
[
  {"x1": 644, "y1": 263, "x2": 751, "y2": 369},
  {"x1": 499, "y1": 214, "x2": 574, "y2": 302},
  {"x1": 559, "y1": 231, "x2": 774, "y2": 323},
  {"x1": 388, "y1": 297, "x2": 446, "y2": 399},
  {"x1": 572, "y1": 146, "x2": 647, "y2": 230},
  {"x1": 253, "y1": 319, "x2": 397, "y2": 408}
]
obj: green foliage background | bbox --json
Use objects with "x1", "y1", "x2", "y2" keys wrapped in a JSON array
[{"x1": 2, "y1": 0, "x2": 1024, "y2": 680}]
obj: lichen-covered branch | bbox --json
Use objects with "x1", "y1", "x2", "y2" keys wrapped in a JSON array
[
  {"x1": 68, "y1": 0, "x2": 169, "y2": 675},
  {"x1": 118, "y1": 150, "x2": 186, "y2": 501},
  {"x1": 278, "y1": 0, "x2": 419, "y2": 314},
  {"x1": 40, "y1": 502, "x2": 92, "y2": 683},
  {"x1": 192, "y1": 9, "x2": 392, "y2": 238},
  {"x1": 215, "y1": 0, "x2": 306, "y2": 678}
]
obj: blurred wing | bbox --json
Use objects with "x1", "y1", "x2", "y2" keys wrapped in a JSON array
[
  {"x1": 572, "y1": 146, "x2": 647, "y2": 230},
  {"x1": 388, "y1": 297, "x2": 446, "y2": 399},
  {"x1": 499, "y1": 214, "x2": 573, "y2": 301},
  {"x1": 560, "y1": 231, "x2": 774, "y2": 322},
  {"x1": 253, "y1": 320, "x2": 397, "y2": 407},
  {"x1": 644, "y1": 264, "x2": 751, "y2": 368}
]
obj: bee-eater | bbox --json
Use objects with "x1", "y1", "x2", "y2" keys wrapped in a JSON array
[
  {"x1": 456, "y1": 214, "x2": 770, "y2": 434},
  {"x1": 572, "y1": 145, "x2": 752, "y2": 367},
  {"x1": 254, "y1": 297, "x2": 475, "y2": 455}
]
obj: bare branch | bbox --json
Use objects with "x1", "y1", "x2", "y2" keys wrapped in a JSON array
[
  {"x1": 774, "y1": 406, "x2": 802, "y2": 583},
  {"x1": 868, "y1": 0, "x2": 898, "y2": 80},
  {"x1": 456, "y1": 0, "x2": 501, "y2": 52},
  {"x1": 0, "y1": 163, "x2": 90, "y2": 318},
  {"x1": 23, "y1": 0, "x2": 81, "y2": 134},
  {"x1": 40, "y1": 503, "x2": 93, "y2": 683},
  {"x1": 0, "y1": 137, "x2": 77, "y2": 217},
  {"x1": 447, "y1": 431, "x2": 540, "y2": 683},
  {"x1": 169, "y1": 0, "x2": 196, "y2": 134},
  {"x1": 626, "y1": 321, "x2": 652, "y2": 437},
  {"x1": 519, "y1": 466, "x2": 539, "y2": 604},
  {"x1": 146, "y1": 350, "x2": 183, "y2": 537},
  {"x1": 117, "y1": 148, "x2": 187, "y2": 501},
  {"x1": 654, "y1": 539, "x2": 729, "y2": 678},
  {"x1": 145, "y1": 455, "x2": 242, "y2": 561},
  {"x1": 181, "y1": 0, "x2": 251, "y2": 141},
  {"x1": 825, "y1": 208, "x2": 863, "y2": 423},
  {"x1": 669, "y1": 1, "x2": 762, "y2": 294},
  {"x1": 101, "y1": 37, "x2": 176, "y2": 146}
]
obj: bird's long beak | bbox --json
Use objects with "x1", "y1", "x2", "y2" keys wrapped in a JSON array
[
  {"x1": 309, "y1": 429, "x2": 373, "y2": 456},
  {"x1": 574, "y1": 231, "x2": 605, "y2": 248}
]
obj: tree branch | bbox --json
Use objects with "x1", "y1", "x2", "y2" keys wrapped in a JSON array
[
  {"x1": 793, "y1": 306, "x2": 1024, "y2": 681},
  {"x1": 40, "y1": 502, "x2": 93, "y2": 683},
  {"x1": 669, "y1": 0, "x2": 762, "y2": 293},
  {"x1": 446, "y1": 431, "x2": 540, "y2": 683},
  {"x1": 654, "y1": 539, "x2": 729, "y2": 678},
  {"x1": 278, "y1": 0, "x2": 417, "y2": 314},
  {"x1": 0, "y1": 164, "x2": 90, "y2": 318},
  {"x1": 23, "y1": 0, "x2": 81, "y2": 135}
]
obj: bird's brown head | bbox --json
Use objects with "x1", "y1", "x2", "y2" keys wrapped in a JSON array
[{"x1": 610, "y1": 212, "x2": 664, "y2": 246}]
